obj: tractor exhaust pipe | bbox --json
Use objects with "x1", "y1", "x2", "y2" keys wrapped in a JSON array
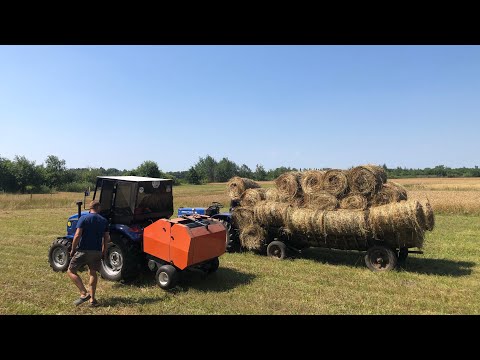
[{"x1": 76, "y1": 201, "x2": 83, "y2": 219}]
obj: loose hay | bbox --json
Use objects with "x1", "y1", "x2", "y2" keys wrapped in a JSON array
[
  {"x1": 227, "y1": 177, "x2": 260, "y2": 200},
  {"x1": 240, "y1": 188, "x2": 266, "y2": 207},
  {"x1": 371, "y1": 182, "x2": 408, "y2": 206},
  {"x1": 339, "y1": 194, "x2": 368, "y2": 210},
  {"x1": 368, "y1": 200, "x2": 426, "y2": 240},
  {"x1": 288, "y1": 208, "x2": 325, "y2": 234},
  {"x1": 239, "y1": 225, "x2": 266, "y2": 250},
  {"x1": 323, "y1": 210, "x2": 369, "y2": 237},
  {"x1": 231, "y1": 207, "x2": 254, "y2": 229},
  {"x1": 253, "y1": 201, "x2": 292, "y2": 227},
  {"x1": 419, "y1": 199, "x2": 435, "y2": 231},
  {"x1": 322, "y1": 170, "x2": 349, "y2": 197},
  {"x1": 303, "y1": 192, "x2": 339, "y2": 210},
  {"x1": 347, "y1": 165, "x2": 383, "y2": 195},
  {"x1": 275, "y1": 171, "x2": 303, "y2": 199},
  {"x1": 300, "y1": 170, "x2": 325, "y2": 196}
]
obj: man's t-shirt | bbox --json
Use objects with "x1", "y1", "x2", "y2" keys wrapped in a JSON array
[{"x1": 76, "y1": 213, "x2": 108, "y2": 251}]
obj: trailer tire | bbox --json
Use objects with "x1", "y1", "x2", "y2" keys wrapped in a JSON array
[
  {"x1": 365, "y1": 245, "x2": 397, "y2": 272},
  {"x1": 267, "y1": 241, "x2": 287, "y2": 260},
  {"x1": 155, "y1": 265, "x2": 178, "y2": 290},
  {"x1": 398, "y1": 247, "x2": 408, "y2": 263}
]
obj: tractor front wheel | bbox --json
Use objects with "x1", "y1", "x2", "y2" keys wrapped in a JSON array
[
  {"x1": 48, "y1": 238, "x2": 72, "y2": 272},
  {"x1": 155, "y1": 265, "x2": 178, "y2": 290}
]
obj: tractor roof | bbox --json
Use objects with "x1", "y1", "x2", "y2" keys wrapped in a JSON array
[{"x1": 97, "y1": 176, "x2": 171, "y2": 182}]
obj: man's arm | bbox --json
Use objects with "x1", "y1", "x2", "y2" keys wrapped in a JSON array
[
  {"x1": 102, "y1": 232, "x2": 111, "y2": 257},
  {"x1": 70, "y1": 228, "x2": 83, "y2": 257}
]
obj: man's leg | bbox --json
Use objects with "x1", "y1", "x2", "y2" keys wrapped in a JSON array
[
  {"x1": 88, "y1": 268, "x2": 98, "y2": 303},
  {"x1": 67, "y1": 268, "x2": 88, "y2": 297}
]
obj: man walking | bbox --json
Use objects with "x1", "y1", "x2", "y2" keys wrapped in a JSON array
[{"x1": 67, "y1": 200, "x2": 110, "y2": 307}]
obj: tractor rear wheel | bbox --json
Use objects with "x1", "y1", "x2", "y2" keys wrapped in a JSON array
[
  {"x1": 155, "y1": 265, "x2": 178, "y2": 290},
  {"x1": 48, "y1": 238, "x2": 72, "y2": 272},
  {"x1": 365, "y1": 245, "x2": 397, "y2": 272},
  {"x1": 267, "y1": 241, "x2": 287, "y2": 260},
  {"x1": 100, "y1": 237, "x2": 142, "y2": 282}
]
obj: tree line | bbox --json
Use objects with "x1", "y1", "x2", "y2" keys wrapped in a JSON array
[{"x1": 1, "y1": 154, "x2": 479, "y2": 193}]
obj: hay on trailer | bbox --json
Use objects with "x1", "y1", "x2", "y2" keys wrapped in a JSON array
[
  {"x1": 240, "y1": 188, "x2": 266, "y2": 207},
  {"x1": 339, "y1": 194, "x2": 368, "y2": 210},
  {"x1": 382, "y1": 230, "x2": 425, "y2": 249},
  {"x1": 239, "y1": 225, "x2": 266, "y2": 250},
  {"x1": 323, "y1": 210, "x2": 369, "y2": 237},
  {"x1": 368, "y1": 200, "x2": 426, "y2": 239},
  {"x1": 231, "y1": 207, "x2": 254, "y2": 229},
  {"x1": 265, "y1": 187, "x2": 290, "y2": 203},
  {"x1": 253, "y1": 201, "x2": 292, "y2": 227},
  {"x1": 363, "y1": 164, "x2": 387, "y2": 184},
  {"x1": 419, "y1": 199, "x2": 435, "y2": 231},
  {"x1": 300, "y1": 170, "x2": 326, "y2": 196},
  {"x1": 321, "y1": 170, "x2": 349, "y2": 197},
  {"x1": 347, "y1": 165, "x2": 384, "y2": 195},
  {"x1": 288, "y1": 208, "x2": 325, "y2": 235},
  {"x1": 303, "y1": 192, "x2": 339, "y2": 210},
  {"x1": 371, "y1": 182, "x2": 407, "y2": 206},
  {"x1": 227, "y1": 177, "x2": 260, "y2": 200},
  {"x1": 275, "y1": 171, "x2": 302, "y2": 199}
]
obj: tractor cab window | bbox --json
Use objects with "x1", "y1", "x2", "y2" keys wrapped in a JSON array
[
  {"x1": 134, "y1": 181, "x2": 173, "y2": 220},
  {"x1": 113, "y1": 182, "x2": 136, "y2": 223},
  {"x1": 95, "y1": 180, "x2": 114, "y2": 217}
]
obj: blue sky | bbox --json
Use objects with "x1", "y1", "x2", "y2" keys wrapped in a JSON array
[{"x1": 0, "y1": 45, "x2": 479, "y2": 171}]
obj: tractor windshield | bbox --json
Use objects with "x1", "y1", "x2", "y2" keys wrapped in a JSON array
[{"x1": 134, "y1": 181, "x2": 173, "y2": 222}]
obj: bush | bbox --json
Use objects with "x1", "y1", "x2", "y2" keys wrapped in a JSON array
[{"x1": 58, "y1": 182, "x2": 95, "y2": 193}]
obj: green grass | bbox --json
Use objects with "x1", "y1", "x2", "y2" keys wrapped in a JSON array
[{"x1": 0, "y1": 184, "x2": 479, "y2": 314}]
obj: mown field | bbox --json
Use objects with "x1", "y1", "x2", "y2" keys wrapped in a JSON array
[{"x1": 0, "y1": 178, "x2": 479, "y2": 314}]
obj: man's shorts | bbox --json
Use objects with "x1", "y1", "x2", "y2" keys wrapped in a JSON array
[{"x1": 69, "y1": 250, "x2": 102, "y2": 273}]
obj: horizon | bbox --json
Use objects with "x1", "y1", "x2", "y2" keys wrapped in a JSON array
[{"x1": 1, "y1": 45, "x2": 479, "y2": 171}]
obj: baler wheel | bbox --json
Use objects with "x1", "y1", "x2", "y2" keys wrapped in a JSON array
[{"x1": 155, "y1": 265, "x2": 178, "y2": 290}]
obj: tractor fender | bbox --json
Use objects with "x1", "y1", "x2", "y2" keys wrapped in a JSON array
[{"x1": 109, "y1": 224, "x2": 143, "y2": 242}]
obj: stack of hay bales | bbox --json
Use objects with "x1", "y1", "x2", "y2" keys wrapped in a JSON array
[{"x1": 228, "y1": 165, "x2": 434, "y2": 252}]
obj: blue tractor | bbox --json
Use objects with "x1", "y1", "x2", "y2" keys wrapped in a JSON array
[
  {"x1": 48, "y1": 176, "x2": 175, "y2": 282},
  {"x1": 177, "y1": 201, "x2": 239, "y2": 252}
]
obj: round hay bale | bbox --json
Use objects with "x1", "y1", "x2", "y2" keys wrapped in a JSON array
[
  {"x1": 239, "y1": 225, "x2": 266, "y2": 250},
  {"x1": 231, "y1": 207, "x2": 254, "y2": 229},
  {"x1": 347, "y1": 165, "x2": 384, "y2": 195},
  {"x1": 323, "y1": 210, "x2": 369, "y2": 237},
  {"x1": 371, "y1": 182, "x2": 408, "y2": 206},
  {"x1": 368, "y1": 200, "x2": 426, "y2": 239},
  {"x1": 363, "y1": 164, "x2": 387, "y2": 184},
  {"x1": 303, "y1": 192, "x2": 339, "y2": 210},
  {"x1": 288, "y1": 208, "x2": 325, "y2": 235},
  {"x1": 339, "y1": 194, "x2": 368, "y2": 210},
  {"x1": 265, "y1": 187, "x2": 290, "y2": 202},
  {"x1": 253, "y1": 201, "x2": 292, "y2": 227},
  {"x1": 419, "y1": 199, "x2": 435, "y2": 231},
  {"x1": 321, "y1": 170, "x2": 349, "y2": 197},
  {"x1": 240, "y1": 188, "x2": 266, "y2": 207},
  {"x1": 275, "y1": 171, "x2": 302, "y2": 199},
  {"x1": 382, "y1": 230, "x2": 425, "y2": 249},
  {"x1": 227, "y1": 177, "x2": 260, "y2": 200},
  {"x1": 300, "y1": 170, "x2": 326, "y2": 196}
]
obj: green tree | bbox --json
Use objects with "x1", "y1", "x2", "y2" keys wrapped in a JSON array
[
  {"x1": 136, "y1": 160, "x2": 163, "y2": 178},
  {"x1": 215, "y1": 157, "x2": 239, "y2": 182},
  {"x1": 194, "y1": 155, "x2": 217, "y2": 183},
  {"x1": 0, "y1": 157, "x2": 17, "y2": 192},
  {"x1": 254, "y1": 164, "x2": 267, "y2": 181},
  {"x1": 238, "y1": 164, "x2": 253, "y2": 178},
  {"x1": 12, "y1": 156, "x2": 43, "y2": 193},
  {"x1": 186, "y1": 166, "x2": 201, "y2": 185},
  {"x1": 44, "y1": 155, "x2": 67, "y2": 189}
]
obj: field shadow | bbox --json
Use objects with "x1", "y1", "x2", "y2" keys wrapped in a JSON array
[
  {"x1": 100, "y1": 296, "x2": 163, "y2": 307},
  {"x1": 112, "y1": 267, "x2": 255, "y2": 293},
  {"x1": 298, "y1": 248, "x2": 475, "y2": 277}
]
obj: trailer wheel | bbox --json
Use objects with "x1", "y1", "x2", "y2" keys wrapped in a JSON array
[
  {"x1": 365, "y1": 245, "x2": 397, "y2": 272},
  {"x1": 48, "y1": 238, "x2": 72, "y2": 272},
  {"x1": 155, "y1": 265, "x2": 178, "y2": 290},
  {"x1": 267, "y1": 241, "x2": 287, "y2": 260},
  {"x1": 398, "y1": 247, "x2": 408, "y2": 263}
]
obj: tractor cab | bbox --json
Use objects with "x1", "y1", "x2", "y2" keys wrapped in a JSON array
[{"x1": 94, "y1": 176, "x2": 174, "y2": 226}]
